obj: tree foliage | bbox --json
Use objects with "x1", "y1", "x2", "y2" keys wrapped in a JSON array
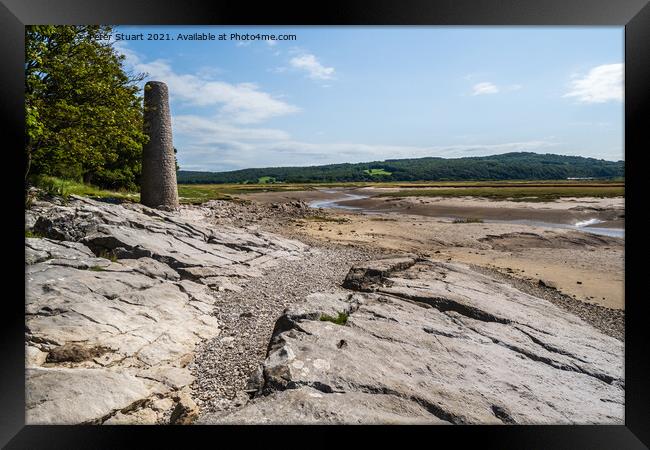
[
  {"x1": 25, "y1": 25, "x2": 147, "y2": 190},
  {"x1": 177, "y1": 152, "x2": 624, "y2": 184}
]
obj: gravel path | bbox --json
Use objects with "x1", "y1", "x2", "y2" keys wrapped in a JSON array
[{"x1": 189, "y1": 242, "x2": 384, "y2": 417}]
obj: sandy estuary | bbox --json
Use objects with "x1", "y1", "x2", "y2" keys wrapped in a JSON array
[{"x1": 242, "y1": 187, "x2": 625, "y2": 311}]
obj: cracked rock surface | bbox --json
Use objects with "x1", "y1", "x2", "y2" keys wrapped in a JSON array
[
  {"x1": 25, "y1": 196, "x2": 623, "y2": 425},
  {"x1": 204, "y1": 258, "x2": 623, "y2": 425},
  {"x1": 25, "y1": 197, "x2": 310, "y2": 424}
]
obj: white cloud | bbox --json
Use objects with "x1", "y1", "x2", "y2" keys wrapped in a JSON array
[
  {"x1": 113, "y1": 41, "x2": 562, "y2": 172},
  {"x1": 289, "y1": 53, "x2": 335, "y2": 80},
  {"x1": 262, "y1": 140, "x2": 557, "y2": 160},
  {"x1": 195, "y1": 66, "x2": 224, "y2": 79},
  {"x1": 173, "y1": 115, "x2": 291, "y2": 142},
  {"x1": 468, "y1": 81, "x2": 521, "y2": 96},
  {"x1": 174, "y1": 132, "x2": 559, "y2": 172},
  {"x1": 564, "y1": 63, "x2": 623, "y2": 103},
  {"x1": 113, "y1": 40, "x2": 141, "y2": 67},
  {"x1": 116, "y1": 44, "x2": 300, "y2": 124},
  {"x1": 472, "y1": 82, "x2": 499, "y2": 95}
]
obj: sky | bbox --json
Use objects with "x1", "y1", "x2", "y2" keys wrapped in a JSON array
[{"x1": 113, "y1": 26, "x2": 624, "y2": 172}]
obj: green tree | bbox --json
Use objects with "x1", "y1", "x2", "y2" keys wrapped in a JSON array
[{"x1": 25, "y1": 25, "x2": 148, "y2": 190}]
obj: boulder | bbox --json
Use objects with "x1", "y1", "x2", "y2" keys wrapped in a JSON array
[
  {"x1": 24, "y1": 197, "x2": 311, "y2": 424},
  {"x1": 26, "y1": 367, "x2": 152, "y2": 424},
  {"x1": 29, "y1": 196, "x2": 309, "y2": 280},
  {"x1": 211, "y1": 260, "x2": 623, "y2": 425},
  {"x1": 342, "y1": 257, "x2": 416, "y2": 291}
]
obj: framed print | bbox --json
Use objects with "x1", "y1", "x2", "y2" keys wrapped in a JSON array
[{"x1": 2, "y1": 0, "x2": 649, "y2": 447}]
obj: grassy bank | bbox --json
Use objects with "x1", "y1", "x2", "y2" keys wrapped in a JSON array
[
  {"x1": 177, "y1": 183, "x2": 316, "y2": 204},
  {"x1": 29, "y1": 177, "x2": 625, "y2": 206},
  {"x1": 376, "y1": 185, "x2": 624, "y2": 201},
  {"x1": 31, "y1": 176, "x2": 139, "y2": 202},
  {"x1": 28, "y1": 178, "x2": 320, "y2": 205}
]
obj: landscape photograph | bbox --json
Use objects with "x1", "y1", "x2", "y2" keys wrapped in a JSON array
[{"x1": 24, "y1": 25, "x2": 624, "y2": 425}]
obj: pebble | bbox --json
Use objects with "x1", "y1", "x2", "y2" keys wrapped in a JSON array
[{"x1": 189, "y1": 205, "x2": 385, "y2": 417}]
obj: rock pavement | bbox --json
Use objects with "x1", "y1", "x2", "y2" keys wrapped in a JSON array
[
  {"x1": 25, "y1": 196, "x2": 309, "y2": 424},
  {"x1": 205, "y1": 258, "x2": 624, "y2": 424},
  {"x1": 25, "y1": 196, "x2": 624, "y2": 425}
]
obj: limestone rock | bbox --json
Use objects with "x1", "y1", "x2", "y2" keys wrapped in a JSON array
[
  {"x1": 213, "y1": 260, "x2": 623, "y2": 425},
  {"x1": 103, "y1": 407, "x2": 161, "y2": 425},
  {"x1": 170, "y1": 392, "x2": 199, "y2": 425},
  {"x1": 203, "y1": 387, "x2": 447, "y2": 425},
  {"x1": 342, "y1": 257, "x2": 416, "y2": 291},
  {"x1": 26, "y1": 367, "x2": 152, "y2": 424},
  {"x1": 25, "y1": 197, "x2": 310, "y2": 424},
  {"x1": 120, "y1": 257, "x2": 181, "y2": 280},
  {"x1": 25, "y1": 345, "x2": 48, "y2": 367},
  {"x1": 30, "y1": 196, "x2": 309, "y2": 277}
]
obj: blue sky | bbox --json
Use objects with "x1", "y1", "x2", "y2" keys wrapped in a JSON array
[{"x1": 113, "y1": 26, "x2": 624, "y2": 172}]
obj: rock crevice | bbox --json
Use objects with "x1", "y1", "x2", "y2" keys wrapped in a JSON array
[{"x1": 205, "y1": 258, "x2": 624, "y2": 425}]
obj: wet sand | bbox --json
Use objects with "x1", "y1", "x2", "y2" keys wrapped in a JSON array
[
  {"x1": 242, "y1": 189, "x2": 625, "y2": 310},
  {"x1": 243, "y1": 188, "x2": 624, "y2": 227},
  {"x1": 340, "y1": 197, "x2": 624, "y2": 228}
]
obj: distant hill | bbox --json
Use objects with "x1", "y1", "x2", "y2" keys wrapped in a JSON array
[{"x1": 177, "y1": 152, "x2": 624, "y2": 184}]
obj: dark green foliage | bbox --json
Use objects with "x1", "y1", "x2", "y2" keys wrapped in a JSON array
[
  {"x1": 25, "y1": 25, "x2": 147, "y2": 190},
  {"x1": 320, "y1": 312, "x2": 349, "y2": 325},
  {"x1": 177, "y1": 153, "x2": 624, "y2": 184}
]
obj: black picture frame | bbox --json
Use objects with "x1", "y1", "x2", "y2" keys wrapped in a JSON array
[{"x1": 2, "y1": 0, "x2": 648, "y2": 447}]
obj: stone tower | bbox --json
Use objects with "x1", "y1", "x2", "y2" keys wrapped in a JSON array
[{"x1": 141, "y1": 81, "x2": 179, "y2": 209}]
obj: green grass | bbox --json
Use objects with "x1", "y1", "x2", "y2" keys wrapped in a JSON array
[
  {"x1": 377, "y1": 185, "x2": 624, "y2": 202},
  {"x1": 89, "y1": 265, "x2": 106, "y2": 271},
  {"x1": 29, "y1": 177, "x2": 625, "y2": 207},
  {"x1": 389, "y1": 180, "x2": 624, "y2": 188},
  {"x1": 32, "y1": 175, "x2": 139, "y2": 202},
  {"x1": 177, "y1": 183, "x2": 317, "y2": 204},
  {"x1": 177, "y1": 185, "x2": 234, "y2": 204},
  {"x1": 364, "y1": 168, "x2": 392, "y2": 177},
  {"x1": 25, "y1": 229, "x2": 44, "y2": 238},
  {"x1": 177, "y1": 179, "x2": 625, "y2": 204},
  {"x1": 320, "y1": 312, "x2": 349, "y2": 325},
  {"x1": 257, "y1": 176, "x2": 278, "y2": 184},
  {"x1": 453, "y1": 217, "x2": 484, "y2": 223},
  {"x1": 96, "y1": 249, "x2": 118, "y2": 262}
]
